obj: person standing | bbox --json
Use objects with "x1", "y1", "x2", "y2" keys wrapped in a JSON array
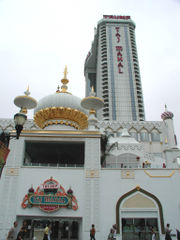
[
  {"x1": 48, "y1": 224, "x2": 52, "y2": 240},
  {"x1": 176, "y1": 229, "x2": 180, "y2": 240},
  {"x1": 108, "y1": 228, "x2": 115, "y2": 240},
  {"x1": 165, "y1": 223, "x2": 172, "y2": 240},
  {"x1": 7, "y1": 221, "x2": 18, "y2": 240},
  {"x1": 16, "y1": 220, "x2": 28, "y2": 240},
  {"x1": 43, "y1": 225, "x2": 49, "y2": 240},
  {"x1": 90, "y1": 224, "x2": 96, "y2": 240},
  {"x1": 151, "y1": 228, "x2": 156, "y2": 240}
]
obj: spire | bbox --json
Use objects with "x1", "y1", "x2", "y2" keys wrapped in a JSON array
[
  {"x1": 90, "y1": 86, "x2": 96, "y2": 97},
  {"x1": 24, "y1": 86, "x2": 30, "y2": 96},
  {"x1": 165, "y1": 104, "x2": 167, "y2": 112},
  {"x1": 161, "y1": 104, "x2": 174, "y2": 120},
  {"x1": 64, "y1": 65, "x2": 68, "y2": 79},
  {"x1": 56, "y1": 66, "x2": 70, "y2": 94},
  {"x1": 61, "y1": 65, "x2": 69, "y2": 93}
]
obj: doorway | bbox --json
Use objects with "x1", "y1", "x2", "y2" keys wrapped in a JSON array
[
  {"x1": 17, "y1": 217, "x2": 81, "y2": 240},
  {"x1": 122, "y1": 217, "x2": 159, "y2": 240}
]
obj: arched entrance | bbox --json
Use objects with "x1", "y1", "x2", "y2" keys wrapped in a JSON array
[{"x1": 116, "y1": 186, "x2": 165, "y2": 240}]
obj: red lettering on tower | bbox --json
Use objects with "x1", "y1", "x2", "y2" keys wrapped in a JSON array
[{"x1": 115, "y1": 29, "x2": 123, "y2": 74}]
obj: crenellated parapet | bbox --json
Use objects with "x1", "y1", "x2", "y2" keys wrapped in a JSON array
[
  {"x1": 97, "y1": 121, "x2": 163, "y2": 133},
  {"x1": 0, "y1": 119, "x2": 39, "y2": 132}
]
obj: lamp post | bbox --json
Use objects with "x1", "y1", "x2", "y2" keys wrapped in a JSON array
[
  {"x1": 14, "y1": 87, "x2": 37, "y2": 139},
  {"x1": 14, "y1": 112, "x2": 27, "y2": 139}
]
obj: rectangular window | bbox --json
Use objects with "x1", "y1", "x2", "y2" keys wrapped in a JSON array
[{"x1": 24, "y1": 141, "x2": 85, "y2": 168}]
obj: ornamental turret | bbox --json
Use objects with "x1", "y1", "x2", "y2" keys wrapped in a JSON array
[
  {"x1": 81, "y1": 87, "x2": 104, "y2": 131},
  {"x1": 161, "y1": 105, "x2": 177, "y2": 149}
]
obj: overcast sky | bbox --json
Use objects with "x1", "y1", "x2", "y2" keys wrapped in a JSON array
[{"x1": 0, "y1": 0, "x2": 180, "y2": 140}]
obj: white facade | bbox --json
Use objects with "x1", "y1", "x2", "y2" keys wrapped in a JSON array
[{"x1": 0, "y1": 116, "x2": 180, "y2": 240}]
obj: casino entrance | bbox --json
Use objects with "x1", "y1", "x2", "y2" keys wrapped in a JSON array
[{"x1": 17, "y1": 217, "x2": 82, "y2": 240}]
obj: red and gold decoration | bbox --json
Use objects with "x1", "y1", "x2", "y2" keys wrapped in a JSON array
[{"x1": 21, "y1": 177, "x2": 78, "y2": 213}]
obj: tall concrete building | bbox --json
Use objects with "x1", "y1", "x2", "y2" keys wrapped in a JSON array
[{"x1": 84, "y1": 15, "x2": 145, "y2": 121}]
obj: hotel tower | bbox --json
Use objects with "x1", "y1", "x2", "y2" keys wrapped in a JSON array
[{"x1": 84, "y1": 15, "x2": 145, "y2": 121}]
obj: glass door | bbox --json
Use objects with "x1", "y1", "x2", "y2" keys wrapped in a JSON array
[{"x1": 122, "y1": 218, "x2": 159, "y2": 240}]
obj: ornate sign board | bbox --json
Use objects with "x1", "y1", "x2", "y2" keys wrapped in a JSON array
[{"x1": 21, "y1": 177, "x2": 78, "y2": 212}]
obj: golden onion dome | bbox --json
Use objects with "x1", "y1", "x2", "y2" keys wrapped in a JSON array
[{"x1": 34, "y1": 67, "x2": 88, "y2": 130}]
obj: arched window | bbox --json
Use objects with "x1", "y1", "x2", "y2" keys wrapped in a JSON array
[
  {"x1": 140, "y1": 129, "x2": 149, "y2": 142},
  {"x1": 129, "y1": 128, "x2": 138, "y2": 141},
  {"x1": 151, "y1": 129, "x2": 160, "y2": 142}
]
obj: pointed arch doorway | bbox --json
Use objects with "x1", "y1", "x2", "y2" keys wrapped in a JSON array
[{"x1": 116, "y1": 186, "x2": 165, "y2": 240}]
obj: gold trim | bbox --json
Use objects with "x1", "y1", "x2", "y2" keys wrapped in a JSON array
[
  {"x1": 86, "y1": 170, "x2": 99, "y2": 178},
  {"x1": 89, "y1": 109, "x2": 96, "y2": 114},
  {"x1": 21, "y1": 107, "x2": 27, "y2": 114},
  {"x1": 10, "y1": 130, "x2": 101, "y2": 134},
  {"x1": 144, "y1": 170, "x2": 175, "y2": 178},
  {"x1": 6, "y1": 168, "x2": 19, "y2": 176},
  {"x1": 10, "y1": 129, "x2": 101, "y2": 138},
  {"x1": 34, "y1": 107, "x2": 88, "y2": 129},
  {"x1": 81, "y1": 96, "x2": 104, "y2": 103},
  {"x1": 136, "y1": 185, "x2": 140, "y2": 190},
  {"x1": 14, "y1": 95, "x2": 37, "y2": 103},
  {"x1": 44, "y1": 119, "x2": 79, "y2": 129}
]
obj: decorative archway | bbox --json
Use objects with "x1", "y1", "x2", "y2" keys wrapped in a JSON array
[{"x1": 116, "y1": 186, "x2": 165, "y2": 234}]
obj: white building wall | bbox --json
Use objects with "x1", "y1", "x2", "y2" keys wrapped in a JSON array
[{"x1": 99, "y1": 169, "x2": 180, "y2": 240}]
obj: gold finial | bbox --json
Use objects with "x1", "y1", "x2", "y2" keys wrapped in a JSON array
[
  {"x1": 21, "y1": 86, "x2": 30, "y2": 114},
  {"x1": 56, "y1": 66, "x2": 71, "y2": 94},
  {"x1": 61, "y1": 66, "x2": 69, "y2": 93},
  {"x1": 136, "y1": 185, "x2": 140, "y2": 191},
  {"x1": 90, "y1": 85, "x2": 96, "y2": 97},
  {"x1": 64, "y1": 65, "x2": 68, "y2": 79},
  {"x1": 24, "y1": 85, "x2": 30, "y2": 96}
]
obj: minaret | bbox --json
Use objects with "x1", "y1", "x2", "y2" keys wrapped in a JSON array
[{"x1": 161, "y1": 105, "x2": 177, "y2": 149}]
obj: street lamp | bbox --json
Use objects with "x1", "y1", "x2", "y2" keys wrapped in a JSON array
[
  {"x1": 14, "y1": 87, "x2": 37, "y2": 139},
  {"x1": 14, "y1": 112, "x2": 27, "y2": 139}
]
